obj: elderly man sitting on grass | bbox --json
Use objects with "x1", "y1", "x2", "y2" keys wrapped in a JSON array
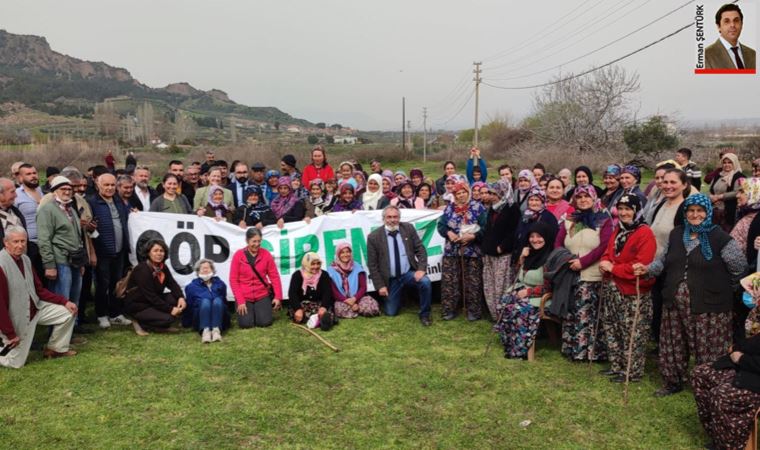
[{"x1": 0, "y1": 226, "x2": 78, "y2": 368}]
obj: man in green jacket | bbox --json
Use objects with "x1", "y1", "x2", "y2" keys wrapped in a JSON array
[{"x1": 36, "y1": 176, "x2": 85, "y2": 315}]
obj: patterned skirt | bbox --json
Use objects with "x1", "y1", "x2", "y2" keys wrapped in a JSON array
[
  {"x1": 601, "y1": 281, "x2": 652, "y2": 378},
  {"x1": 659, "y1": 281, "x2": 732, "y2": 387},
  {"x1": 693, "y1": 363, "x2": 760, "y2": 449},
  {"x1": 562, "y1": 280, "x2": 606, "y2": 361},
  {"x1": 441, "y1": 256, "x2": 483, "y2": 318},
  {"x1": 482, "y1": 254, "x2": 513, "y2": 321},
  {"x1": 495, "y1": 293, "x2": 540, "y2": 358},
  {"x1": 334, "y1": 295, "x2": 381, "y2": 319}
]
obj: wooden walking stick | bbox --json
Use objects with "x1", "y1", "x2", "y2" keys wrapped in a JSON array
[
  {"x1": 290, "y1": 323, "x2": 340, "y2": 352},
  {"x1": 623, "y1": 276, "x2": 643, "y2": 405},
  {"x1": 461, "y1": 247, "x2": 470, "y2": 317}
]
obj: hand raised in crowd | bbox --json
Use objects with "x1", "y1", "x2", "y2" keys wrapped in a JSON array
[{"x1": 632, "y1": 263, "x2": 648, "y2": 276}]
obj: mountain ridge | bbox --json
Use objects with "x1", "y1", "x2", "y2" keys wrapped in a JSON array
[{"x1": 0, "y1": 29, "x2": 312, "y2": 127}]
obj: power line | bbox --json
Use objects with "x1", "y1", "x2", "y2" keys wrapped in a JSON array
[
  {"x1": 431, "y1": 88, "x2": 475, "y2": 127},
  {"x1": 481, "y1": 0, "x2": 601, "y2": 62},
  {"x1": 486, "y1": 0, "x2": 696, "y2": 82},
  {"x1": 487, "y1": 0, "x2": 646, "y2": 74},
  {"x1": 482, "y1": 19, "x2": 694, "y2": 90}
]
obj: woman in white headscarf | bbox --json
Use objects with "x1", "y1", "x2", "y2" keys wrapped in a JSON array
[{"x1": 709, "y1": 152, "x2": 746, "y2": 231}]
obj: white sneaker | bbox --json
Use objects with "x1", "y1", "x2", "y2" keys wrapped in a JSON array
[
  {"x1": 211, "y1": 328, "x2": 222, "y2": 342},
  {"x1": 201, "y1": 328, "x2": 212, "y2": 343},
  {"x1": 109, "y1": 315, "x2": 132, "y2": 326},
  {"x1": 97, "y1": 316, "x2": 111, "y2": 329}
]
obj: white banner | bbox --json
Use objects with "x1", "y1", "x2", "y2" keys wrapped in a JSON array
[{"x1": 128, "y1": 210, "x2": 445, "y2": 300}]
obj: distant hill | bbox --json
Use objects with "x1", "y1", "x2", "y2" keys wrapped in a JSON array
[{"x1": 0, "y1": 29, "x2": 312, "y2": 127}]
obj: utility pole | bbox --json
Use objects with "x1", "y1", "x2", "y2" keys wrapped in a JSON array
[
  {"x1": 402, "y1": 97, "x2": 406, "y2": 152},
  {"x1": 407, "y1": 120, "x2": 412, "y2": 151},
  {"x1": 422, "y1": 107, "x2": 428, "y2": 162},
  {"x1": 473, "y1": 61, "x2": 482, "y2": 148}
]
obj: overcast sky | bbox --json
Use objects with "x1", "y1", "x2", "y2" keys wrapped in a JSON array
[{"x1": 3, "y1": 0, "x2": 759, "y2": 130}]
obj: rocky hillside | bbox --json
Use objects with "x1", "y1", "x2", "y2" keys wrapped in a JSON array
[{"x1": 0, "y1": 29, "x2": 312, "y2": 126}]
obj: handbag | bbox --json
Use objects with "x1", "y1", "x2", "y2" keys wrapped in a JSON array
[
  {"x1": 114, "y1": 268, "x2": 135, "y2": 299},
  {"x1": 67, "y1": 248, "x2": 88, "y2": 268},
  {"x1": 244, "y1": 250, "x2": 275, "y2": 299}
]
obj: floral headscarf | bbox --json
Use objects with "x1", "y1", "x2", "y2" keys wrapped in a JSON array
[
  {"x1": 270, "y1": 176, "x2": 298, "y2": 219},
  {"x1": 614, "y1": 193, "x2": 645, "y2": 256},
  {"x1": 622, "y1": 165, "x2": 641, "y2": 183},
  {"x1": 330, "y1": 242, "x2": 354, "y2": 295},
  {"x1": 522, "y1": 186, "x2": 547, "y2": 222},
  {"x1": 570, "y1": 185, "x2": 608, "y2": 230},
  {"x1": 207, "y1": 185, "x2": 229, "y2": 217},
  {"x1": 604, "y1": 164, "x2": 622, "y2": 178},
  {"x1": 739, "y1": 177, "x2": 760, "y2": 215},
  {"x1": 517, "y1": 169, "x2": 538, "y2": 193},
  {"x1": 300, "y1": 252, "x2": 322, "y2": 294},
  {"x1": 682, "y1": 193, "x2": 717, "y2": 261}
]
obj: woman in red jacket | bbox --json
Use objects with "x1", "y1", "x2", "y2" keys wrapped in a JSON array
[
  {"x1": 229, "y1": 228, "x2": 283, "y2": 328},
  {"x1": 301, "y1": 146, "x2": 335, "y2": 189},
  {"x1": 598, "y1": 193, "x2": 656, "y2": 382}
]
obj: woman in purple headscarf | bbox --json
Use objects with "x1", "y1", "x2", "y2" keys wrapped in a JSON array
[{"x1": 270, "y1": 176, "x2": 305, "y2": 228}]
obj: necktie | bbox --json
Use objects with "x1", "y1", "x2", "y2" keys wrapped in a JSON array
[
  {"x1": 731, "y1": 47, "x2": 745, "y2": 69},
  {"x1": 389, "y1": 230, "x2": 401, "y2": 278}
]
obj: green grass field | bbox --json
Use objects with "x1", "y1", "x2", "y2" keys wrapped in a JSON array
[{"x1": 0, "y1": 305, "x2": 704, "y2": 449}]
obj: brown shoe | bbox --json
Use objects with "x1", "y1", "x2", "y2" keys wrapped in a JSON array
[{"x1": 43, "y1": 348, "x2": 78, "y2": 359}]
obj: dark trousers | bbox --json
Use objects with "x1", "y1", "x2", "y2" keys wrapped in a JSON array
[
  {"x1": 237, "y1": 298, "x2": 274, "y2": 328},
  {"x1": 79, "y1": 265, "x2": 94, "y2": 321},
  {"x1": 94, "y1": 254, "x2": 125, "y2": 318},
  {"x1": 126, "y1": 294, "x2": 177, "y2": 329}
]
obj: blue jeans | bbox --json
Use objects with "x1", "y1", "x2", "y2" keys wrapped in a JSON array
[
  {"x1": 48, "y1": 264, "x2": 83, "y2": 306},
  {"x1": 199, "y1": 297, "x2": 224, "y2": 330},
  {"x1": 384, "y1": 271, "x2": 432, "y2": 318}
]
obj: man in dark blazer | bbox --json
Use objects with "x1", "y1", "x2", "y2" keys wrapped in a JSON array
[
  {"x1": 705, "y1": 3, "x2": 756, "y2": 70},
  {"x1": 366, "y1": 205, "x2": 432, "y2": 326}
]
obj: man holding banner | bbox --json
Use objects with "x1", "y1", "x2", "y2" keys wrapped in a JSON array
[{"x1": 366, "y1": 205, "x2": 432, "y2": 326}]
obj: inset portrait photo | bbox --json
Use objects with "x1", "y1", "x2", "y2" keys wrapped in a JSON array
[{"x1": 695, "y1": 2, "x2": 756, "y2": 74}]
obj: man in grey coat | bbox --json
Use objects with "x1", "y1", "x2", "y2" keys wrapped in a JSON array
[
  {"x1": 0, "y1": 226, "x2": 77, "y2": 368},
  {"x1": 366, "y1": 205, "x2": 432, "y2": 326}
]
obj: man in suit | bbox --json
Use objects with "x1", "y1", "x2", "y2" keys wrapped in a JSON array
[
  {"x1": 367, "y1": 205, "x2": 432, "y2": 326},
  {"x1": 133, "y1": 166, "x2": 158, "y2": 212},
  {"x1": 229, "y1": 162, "x2": 250, "y2": 207},
  {"x1": 705, "y1": 3, "x2": 756, "y2": 70}
]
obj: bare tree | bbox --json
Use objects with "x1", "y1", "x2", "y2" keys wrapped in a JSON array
[
  {"x1": 136, "y1": 101, "x2": 155, "y2": 145},
  {"x1": 228, "y1": 116, "x2": 237, "y2": 144},
  {"x1": 173, "y1": 111, "x2": 196, "y2": 143},
  {"x1": 94, "y1": 101, "x2": 120, "y2": 136},
  {"x1": 525, "y1": 66, "x2": 640, "y2": 152}
]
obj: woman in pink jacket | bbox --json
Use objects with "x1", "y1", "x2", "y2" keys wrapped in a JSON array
[{"x1": 229, "y1": 228, "x2": 283, "y2": 328}]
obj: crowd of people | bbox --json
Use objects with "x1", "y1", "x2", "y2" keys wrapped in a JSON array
[{"x1": 1, "y1": 145, "x2": 760, "y2": 449}]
